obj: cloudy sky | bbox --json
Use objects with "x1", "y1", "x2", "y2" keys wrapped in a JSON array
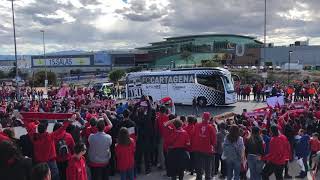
[{"x1": 1, "y1": 0, "x2": 320, "y2": 55}]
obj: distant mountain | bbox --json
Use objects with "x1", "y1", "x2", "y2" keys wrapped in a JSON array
[
  {"x1": 0, "y1": 55, "x2": 31, "y2": 61},
  {"x1": 46, "y1": 50, "x2": 89, "y2": 55}
]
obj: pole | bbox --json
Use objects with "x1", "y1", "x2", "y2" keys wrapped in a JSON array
[
  {"x1": 10, "y1": 0, "x2": 19, "y2": 99},
  {"x1": 263, "y1": 0, "x2": 267, "y2": 66},
  {"x1": 41, "y1": 30, "x2": 48, "y2": 97},
  {"x1": 288, "y1": 51, "x2": 291, "y2": 85}
]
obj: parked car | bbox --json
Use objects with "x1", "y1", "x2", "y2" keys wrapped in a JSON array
[{"x1": 251, "y1": 66, "x2": 257, "y2": 70}]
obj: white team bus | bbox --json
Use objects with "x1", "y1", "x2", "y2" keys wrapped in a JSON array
[{"x1": 126, "y1": 68, "x2": 237, "y2": 106}]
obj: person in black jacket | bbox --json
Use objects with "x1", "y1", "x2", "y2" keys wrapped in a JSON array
[
  {"x1": 135, "y1": 96, "x2": 154, "y2": 174},
  {"x1": 283, "y1": 121, "x2": 294, "y2": 178},
  {"x1": 0, "y1": 140, "x2": 33, "y2": 180},
  {"x1": 246, "y1": 126, "x2": 264, "y2": 180},
  {"x1": 116, "y1": 109, "x2": 137, "y2": 140}
]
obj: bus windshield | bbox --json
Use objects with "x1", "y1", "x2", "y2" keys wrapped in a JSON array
[{"x1": 223, "y1": 75, "x2": 235, "y2": 93}]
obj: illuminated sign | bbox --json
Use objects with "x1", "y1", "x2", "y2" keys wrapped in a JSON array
[{"x1": 32, "y1": 56, "x2": 93, "y2": 67}]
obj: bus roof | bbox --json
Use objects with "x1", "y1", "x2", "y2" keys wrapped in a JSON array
[{"x1": 127, "y1": 67, "x2": 230, "y2": 77}]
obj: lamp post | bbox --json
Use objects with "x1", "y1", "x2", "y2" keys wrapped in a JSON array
[
  {"x1": 263, "y1": 0, "x2": 267, "y2": 67},
  {"x1": 288, "y1": 51, "x2": 293, "y2": 85},
  {"x1": 40, "y1": 30, "x2": 48, "y2": 97},
  {"x1": 8, "y1": 0, "x2": 19, "y2": 99}
]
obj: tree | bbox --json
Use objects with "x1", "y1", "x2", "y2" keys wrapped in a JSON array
[
  {"x1": 75, "y1": 69, "x2": 82, "y2": 80},
  {"x1": 75, "y1": 69, "x2": 82, "y2": 75},
  {"x1": 8, "y1": 62, "x2": 22, "y2": 78},
  {"x1": 236, "y1": 70, "x2": 262, "y2": 84},
  {"x1": 202, "y1": 60, "x2": 220, "y2": 67},
  {"x1": 0, "y1": 70, "x2": 7, "y2": 79},
  {"x1": 109, "y1": 69, "x2": 126, "y2": 94},
  {"x1": 180, "y1": 50, "x2": 194, "y2": 66},
  {"x1": 127, "y1": 66, "x2": 142, "y2": 73},
  {"x1": 109, "y1": 69, "x2": 126, "y2": 84},
  {"x1": 96, "y1": 69, "x2": 101, "y2": 76},
  {"x1": 34, "y1": 71, "x2": 57, "y2": 87}
]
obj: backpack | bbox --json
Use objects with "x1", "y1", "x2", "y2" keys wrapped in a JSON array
[{"x1": 56, "y1": 135, "x2": 69, "y2": 157}]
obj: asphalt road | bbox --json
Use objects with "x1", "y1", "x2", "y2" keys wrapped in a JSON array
[{"x1": 175, "y1": 101, "x2": 266, "y2": 116}]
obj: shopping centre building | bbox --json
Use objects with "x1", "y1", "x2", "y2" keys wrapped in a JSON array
[{"x1": 137, "y1": 34, "x2": 263, "y2": 68}]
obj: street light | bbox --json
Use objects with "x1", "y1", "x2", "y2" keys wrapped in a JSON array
[
  {"x1": 8, "y1": 0, "x2": 19, "y2": 99},
  {"x1": 263, "y1": 0, "x2": 267, "y2": 64},
  {"x1": 40, "y1": 30, "x2": 48, "y2": 97},
  {"x1": 288, "y1": 51, "x2": 293, "y2": 85}
]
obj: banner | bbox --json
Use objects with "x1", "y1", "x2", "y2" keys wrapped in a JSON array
[
  {"x1": 21, "y1": 112, "x2": 73, "y2": 122},
  {"x1": 32, "y1": 55, "x2": 93, "y2": 67},
  {"x1": 267, "y1": 96, "x2": 284, "y2": 108},
  {"x1": 57, "y1": 87, "x2": 69, "y2": 97}
]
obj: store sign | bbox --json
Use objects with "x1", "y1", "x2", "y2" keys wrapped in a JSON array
[
  {"x1": 142, "y1": 74, "x2": 195, "y2": 84},
  {"x1": 32, "y1": 57, "x2": 91, "y2": 67}
]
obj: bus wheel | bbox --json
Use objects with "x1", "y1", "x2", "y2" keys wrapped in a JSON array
[{"x1": 198, "y1": 97, "x2": 207, "y2": 107}]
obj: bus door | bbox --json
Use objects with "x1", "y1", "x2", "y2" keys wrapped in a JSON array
[{"x1": 160, "y1": 84, "x2": 168, "y2": 98}]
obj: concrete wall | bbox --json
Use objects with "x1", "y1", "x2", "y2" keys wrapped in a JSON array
[{"x1": 261, "y1": 46, "x2": 320, "y2": 66}]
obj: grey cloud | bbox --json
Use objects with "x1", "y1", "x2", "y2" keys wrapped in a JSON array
[
  {"x1": 32, "y1": 16, "x2": 65, "y2": 26},
  {"x1": 160, "y1": 0, "x2": 320, "y2": 42},
  {"x1": 115, "y1": 0, "x2": 169, "y2": 21},
  {"x1": 1, "y1": 0, "x2": 320, "y2": 54}
]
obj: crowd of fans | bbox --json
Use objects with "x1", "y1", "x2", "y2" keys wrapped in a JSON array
[
  {"x1": 236, "y1": 80, "x2": 319, "y2": 102},
  {"x1": 2, "y1": 82, "x2": 320, "y2": 180}
]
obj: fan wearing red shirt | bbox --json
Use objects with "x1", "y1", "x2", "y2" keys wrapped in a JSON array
[
  {"x1": 164, "y1": 119, "x2": 190, "y2": 180},
  {"x1": 191, "y1": 112, "x2": 217, "y2": 180},
  {"x1": 0, "y1": 131, "x2": 10, "y2": 143},
  {"x1": 0, "y1": 125, "x2": 10, "y2": 143},
  {"x1": 155, "y1": 106, "x2": 169, "y2": 169},
  {"x1": 26, "y1": 115, "x2": 75, "y2": 180},
  {"x1": 53, "y1": 123, "x2": 75, "y2": 180},
  {"x1": 66, "y1": 143, "x2": 87, "y2": 180},
  {"x1": 82, "y1": 118, "x2": 98, "y2": 145},
  {"x1": 115, "y1": 127, "x2": 136, "y2": 180},
  {"x1": 262, "y1": 125, "x2": 290, "y2": 180},
  {"x1": 309, "y1": 133, "x2": 320, "y2": 169},
  {"x1": 183, "y1": 116, "x2": 196, "y2": 174}
]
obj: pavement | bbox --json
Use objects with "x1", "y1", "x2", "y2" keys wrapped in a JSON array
[
  {"x1": 175, "y1": 101, "x2": 266, "y2": 116},
  {"x1": 109, "y1": 161, "x2": 310, "y2": 180}
]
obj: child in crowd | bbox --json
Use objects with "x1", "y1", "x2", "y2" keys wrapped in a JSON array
[
  {"x1": 115, "y1": 127, "x2": 136, "y2": 180},
  {"x1": 66, "y1": 143, "x2": 87, "y2": 180}
]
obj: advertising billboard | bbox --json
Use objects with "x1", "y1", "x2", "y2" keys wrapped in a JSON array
[
  {"x1": 32, "y1": 55, "x2": 94, "y2": 67},
  {"x1": 94, "y1": 53, "x2": 111, "y2": 65}
]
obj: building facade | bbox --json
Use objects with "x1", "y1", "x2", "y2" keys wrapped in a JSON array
[
  {"x1": 137, "y1": 34, "x2": 263, "y2": 68},
  {"x1": 0, "y1": 55, "x2": 31, "y2": 72},
  {"x1": 261, "y1": 45, "x2": 320, "y2": 67},
  {"x1": 31, "y1": 52, "x2": 111, "y2": 73}
]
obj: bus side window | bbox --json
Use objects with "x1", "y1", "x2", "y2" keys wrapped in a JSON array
[{"x1": 197, "y1": 75, "x2": 224, "y2": 92}]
